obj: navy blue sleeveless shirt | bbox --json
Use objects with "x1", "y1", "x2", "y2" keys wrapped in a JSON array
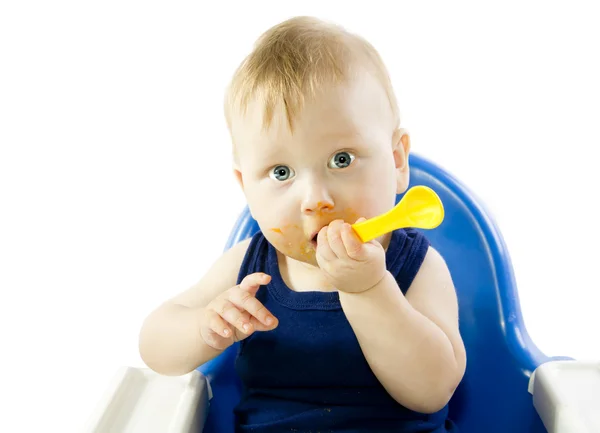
[{"x1": 233, "y1": 228, "x2": 457, "y2": 433}]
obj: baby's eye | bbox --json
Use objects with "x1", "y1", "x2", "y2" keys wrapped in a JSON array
[
  {"x1": 328, "y1": 151, "x2": 355, "y2": 169},
  {"x1": 269, "y1": 165, "x2": 295, "y2": 181}
]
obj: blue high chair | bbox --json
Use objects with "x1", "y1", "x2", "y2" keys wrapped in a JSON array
[{"x1": 197, "y1": 153, "x2": 569, "y2": 433}]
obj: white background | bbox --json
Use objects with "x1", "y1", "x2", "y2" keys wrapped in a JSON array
[{"x1": 1, "y1": 1, "x2": 599, "y2": 431}]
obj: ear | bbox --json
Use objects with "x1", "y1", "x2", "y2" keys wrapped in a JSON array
[
  {"x1": 232, "y1": 148, "x2": 244, "y2": 189},
  {"x1": 392, "y1": 128, "x2": 411, "y2": 194},
  {"x1": 233, "y1": 161, "x2": 244, "y2": 189}
]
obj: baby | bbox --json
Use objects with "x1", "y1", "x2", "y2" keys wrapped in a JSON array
[{"x1": 139, "y1": 16, "x2": 466, "y2": 433}]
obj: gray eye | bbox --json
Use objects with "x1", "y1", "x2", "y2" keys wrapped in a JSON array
[
  {"x1": 269, "y1": 165, "x2": 295, "y2": 181},
  {"x1": 328, "y1": 151, "x2": 354, "y2": 169}
]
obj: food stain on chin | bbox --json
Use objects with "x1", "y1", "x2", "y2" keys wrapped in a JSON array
[
  {"x1": 299, "y1": 240, "x2": 313, "y2": 257},
  {"x1": 269, "y1": 210, "x2": 361, "y2": 256}
]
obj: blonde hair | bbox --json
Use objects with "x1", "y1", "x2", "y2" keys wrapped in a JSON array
[{"x1": 224, "y1": 16, "x2": 400, "y2": 135}]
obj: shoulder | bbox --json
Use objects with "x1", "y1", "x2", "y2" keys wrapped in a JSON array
[
  {"x1": 406, "y1": 245, "x2": 453, "y2": 305},
  {"x1": 409, "y1": 246, "x2": 449, "y2": 288},
  {"x1": 389, "y1": 228, "x2": 430, "y2": 292}
]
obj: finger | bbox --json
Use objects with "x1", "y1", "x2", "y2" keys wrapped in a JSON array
[
  {"x1": 214, "y1": 298, "x2": 253, "y2": 335},
  {"x1": 201, "y1": 327, "x2": 229, "y2": 351},
  {"x1": 342, "y1": 222, "x2": 367, "y2": 260},
  {"x1": 249, "y1": 315, "x2": 278, "y2": 332},
  {"x1": 327, "y1": 220, "x2": 349, "y2": 260},
  {"x1": 240, "y1": 272, "x2": 271, "y2": 296},
  {"x1": 316, "y1": 225, "x2": 336, "y2": 261},
  {"x1": 228, "y1": 286, "x2": 277, "y2": 327},
  {"x1": 200, "y1": 310, "x2": 234, "y2": 350},
  {"x1": 206, "y1": 308, "x2": 233, "y2": 339}
]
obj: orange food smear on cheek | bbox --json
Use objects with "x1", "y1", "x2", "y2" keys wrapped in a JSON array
[
  {"x1": 267, "y1": 223, "x2": 317, "y2": 262},
  {"x1": 342, "y1": 207, "x2": 360, "y2": 223}
]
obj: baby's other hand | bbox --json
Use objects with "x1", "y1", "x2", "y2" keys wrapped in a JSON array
[
  {"x1": 200, "y1": 272, "x2": 278, "y2": 351},
  {"x1": 316, "y1": 218, "x2": 386, "y2": 293}
]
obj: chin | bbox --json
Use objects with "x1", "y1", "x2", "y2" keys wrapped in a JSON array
[
  {"x1": 289, "y1": 249, "x2": 318, "y2": 267},
  {"x1": 300, "y1": 255, "x2": 319, "y2": 267},
  {"x1": 283, "y1": 249, "x2": 319, "y2": 268},
  {"x1": 268, "y1": 237, "x2": 318, "y2": 266}
]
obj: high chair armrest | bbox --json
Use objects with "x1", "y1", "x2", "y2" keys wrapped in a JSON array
[
  {"x1": 528, "y1": 360, "x2": 600, "y2": 433},
  {"x1": 84, "y1": 366, "x2": 209, "y2": 433}
]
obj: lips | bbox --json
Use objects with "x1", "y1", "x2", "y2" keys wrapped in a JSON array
[
  {"x1": 310, "y1": 232, "x2": 319, "y2": 248},
  {"x1": 308, "y1": 220, "x2": 339, "y2": 248},
  {"x1": 309, "y1": 226, "x2": 327, "y2": 248}
]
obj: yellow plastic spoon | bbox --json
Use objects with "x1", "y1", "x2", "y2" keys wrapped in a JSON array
[{"x1": 352, "y1": 185, "x2": 444, "y2": 243}]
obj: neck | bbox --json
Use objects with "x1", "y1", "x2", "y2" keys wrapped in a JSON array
[{"x1": 277, "y1": 251, "x2": 336, "y2": 292}]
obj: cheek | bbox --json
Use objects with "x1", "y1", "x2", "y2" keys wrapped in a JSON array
[
  {"x1": 244, "y1": 189, "x2": 307, "y2": 255},
  {"x1": 368, "y1": 156, "x2": 398, "y2": 192},
  {"x1": 248, "y1": 191, "x2": 294, "y2": 228},
  {"x1": 338, "y1": 201, "x2": 387, "y2": 223},
  {"x1": 340, "y1": 163, "x2": 397, "y2": 218},
  {"x1": 245, "y1": 184, "x2": 276, "y2": 220},
  {"x1": 263, "y1": 224, "x2": 318, "y2": 265}
]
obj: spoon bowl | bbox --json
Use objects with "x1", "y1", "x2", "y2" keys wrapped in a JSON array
[{"x1": 352, "y1": 185, "x2": 444, "y2": 243}]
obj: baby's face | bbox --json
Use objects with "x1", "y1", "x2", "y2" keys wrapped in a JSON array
[{"x1": 231, "y1": 71, "x2": 409, "y2": 266}]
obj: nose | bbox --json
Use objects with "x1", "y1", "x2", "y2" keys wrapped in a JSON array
[{"x1": 301, "y1": 180, "x2": 334, "y2": 215}]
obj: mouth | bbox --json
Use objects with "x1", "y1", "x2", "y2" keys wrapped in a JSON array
[{"x1": 309, "y1": 231, "x2": 319, "y2": 248}]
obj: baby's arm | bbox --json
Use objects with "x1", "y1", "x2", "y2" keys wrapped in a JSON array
[
  {"x1": 138, "y1": 237, "x2": 275, "y2": 376},
  {"x1": 338, "y1": 247, "x2": 466, "y2": 414}
]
